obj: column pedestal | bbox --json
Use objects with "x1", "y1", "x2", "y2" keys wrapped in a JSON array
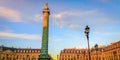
[{"x1": 38, "y1": 54, "x2": 50, "y2": 60}]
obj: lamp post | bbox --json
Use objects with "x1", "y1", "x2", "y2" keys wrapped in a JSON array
[
  {"x1": 94, "y1": 44, "x2": 98, "y2": 60},
  {"x1": 84, "y1": 25, "x2": 91, "y2": 60}
]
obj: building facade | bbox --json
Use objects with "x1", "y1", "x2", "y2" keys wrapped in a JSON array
[
  {"x1": 0, "y1": 46, "x2": 41, "y2": 60},
  {"x1": 59, "y1": 40, "x2": 120, "y2": 60}
]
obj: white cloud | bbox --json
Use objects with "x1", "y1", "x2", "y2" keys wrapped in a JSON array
[
  {"x1": 0, "y1": 25, "x2": 13, "y2": 32},
  {"x1": 52, "y1": 10, "x2": 98, "y2": 19},
  {"x1": 34, "y1": 14, "x2": 43, "y2": 22},
  {"x1": 0, "y1": 32, "x2": 41, "y2": 40},
  {"x1": 0, "y1": 31, "x2": 63, "y2": 42},
  {"x1": 51, "y1": 9, "x2": 98, "y2": 30},
  {"x1": 94, "y1": 31, "x2": 120, "y2": 35},
  {"x1": 0, "y1": 6, "x2": 22, "y2": 22},
  {"x1": 68, "y1": 24, "x2": 81, "y2": 30},
  {"x1": 49, "y1": 37, "x2": 63, "y2": 42},
  {"x1": 51, "y1": 9, "x2": 118, "y2": 32}
]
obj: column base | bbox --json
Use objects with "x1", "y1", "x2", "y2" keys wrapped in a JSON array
[
  {"x1": 38, "y1": 54, "x2": 50, "y2": 60},
  {"x1": 38, "y1": 58, "x2": 50, "y2": 60}
]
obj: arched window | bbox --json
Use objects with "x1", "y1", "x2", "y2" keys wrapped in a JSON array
[
  {"x1": 27, "y1": 55, "x2": 30, "y2": 60},
  {"x1": 62, "y1": 58, "x2": 64, "y2": 60},
  {"x1": 32, "y1": 57, "x2": 36, "y2": 60},
  {"x1": 62, "y1": 55, "x2": 64, "y2": 57}
]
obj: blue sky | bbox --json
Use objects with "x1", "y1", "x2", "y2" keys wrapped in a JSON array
[{"x1": 0, "y1": 0, "x2": 120, "y2": 59}]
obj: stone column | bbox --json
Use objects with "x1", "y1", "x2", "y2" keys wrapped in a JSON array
[{"x1": 38, "y1": 2, "x2": 50, "y2": 60}]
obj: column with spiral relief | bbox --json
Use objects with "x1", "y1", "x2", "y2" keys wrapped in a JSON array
[{"x1": 38, "y1": 2, "x2": 50, "y2": 60}]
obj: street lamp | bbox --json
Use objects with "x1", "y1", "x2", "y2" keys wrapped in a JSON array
[
  {"x1": 94, "y1": 44, "x2": 98, "y2": 60},
  {"x1": 84, "y1": 25, "x2": 91, "y2": 60}
]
